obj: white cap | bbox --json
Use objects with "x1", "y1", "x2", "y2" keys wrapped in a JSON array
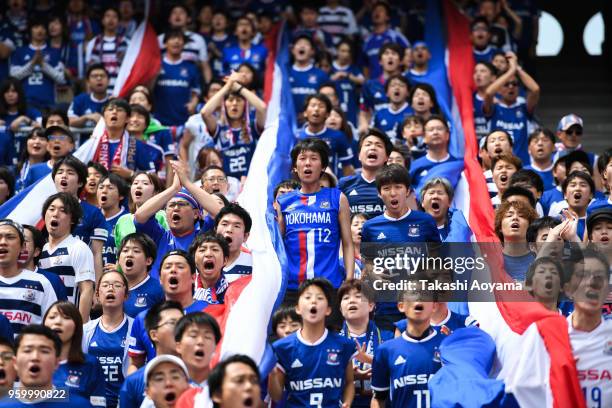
[{"x1": 144, "y1": 355, "x2": 189, "y2": 384}]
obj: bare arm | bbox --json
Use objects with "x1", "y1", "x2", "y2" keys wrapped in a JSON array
[
  {"x1": 171, "y1": 160, "x2": 223, "y2": 218},
  {"x1": 78, "y1": 281, "x2": 94, "y2": 323},
  {"x1": 134, "y1": 174, "x2": 181, "y2": 224},
  {"x1": 90, "y1": 240, "x2": 104, "y2": 284},
  {"x1": 358, "y1": 110, "x2": 371, "y2": 136},
  {"x1": 483, "y1": 52, "x2": 518, "y2": 115},
  {"x1": 178, "y1": 128, "x2": 194, "y2": 162},
  {"x1": 516, "y1": 66, "x2": 540, "y2": 115},
  {"x1": 200, "y1": 81, "x2": 231, "y2": 135},
  {"x1": 267, "y1": 367, "x2": 286, "y2": 402},
  {"x1": 127, "y1": 355, "x2": 146, "y2": 375},
  {"x1": 340, "y1": 194, "x2": 354, "y2": 280}
]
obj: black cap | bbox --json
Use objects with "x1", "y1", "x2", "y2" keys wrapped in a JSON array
[
  {"x1": 587, "y1": 207, "x2": 612, "y2": 235},
  {"x1": 564, "y1": 150, "x2": 591, "y2": 173},
  {"x1": 44, "y1": 125, "x2": 75, "y2": 142}
]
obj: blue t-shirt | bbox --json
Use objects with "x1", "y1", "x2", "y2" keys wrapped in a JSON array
[
  {"x1": 330, "y1": 62, "x2": 362, "y2": 125},
  {"x1": 338, "y1": 173, "x2": 385, "y2": 218},
  {"x1": 74, "y1": 200, "x2": 108, "y2": 245},
  {"x1": 473, "y1": 45, "x2": 498, "y2": 63},
  {"x1": 87, "y1": 316, "x2": 131, "y2": 408},
  {"x1": 0, "y1": 313, "x2": 13, "y2": 343},
  {"x1": 279, "y1": 187, "x2": 343, "y2": 290},
  {"x1": 503, "y1": 251, "x2": 535, "y2": 282},
  {"x1": 153, "y1": 58, "x2": 201, "y2": 126},
  {"x1": 362, "y1": 29, "x2": 410, "y2": 80},
  {"x1": 409, "y1": 154, "x2": 459, "y2": 188},
  {"x1": 361, "y1": 77, "x2": 388, "y2": 113},
  {"x1": 394, "y1": 310, "x2": 478, "y2": 335},
  {"x1": 134, "y1": 216, "x2": 200, "y2": 281},
  {"x1": 541, "y1": 186, "x2": 563, "y2": 216},
  {"x1": 524, "y1": 163, "x2": 555, "y2": 191},
  {"x1": 222, "y1": 44, "x2": 268, "y2": 74},
  {"x1": 102, "y1": 209, "x2": 128, "y2": 265},
  {"x1": 205, "y1": 33, "x2": 237, "y2": 77},
  {"x1": 53, "y1": 354, "x2": 106, "y2": 407},
  {"x1": 127, "y1": 300, "x2": 208, "y2": 362},
  {"x1": 488, "y1": 99, "x2": 531, "y2": 164},
  {"x1": 146, "y1": 123, "x2": 175, "y2": 157},
  {"x1": 68, "y1": 92, "x2": 108, "y2": 126},
  {"x1": 214, "y1": 119, "x2": 260, "y2": 179},
  {"x1": 10, "y1": 44, "x2": 64, "y2": 108},
  {"x1": 297, "y1": 126, "x2": 353, "y2": 178},
  {"x1": 272, "y1": 329, "x2": 356, "y2": 408},
  {"x1": 124, "y1": 275, "x2": 165, "y2": 318},
  {"x1": 372, "y1": 103, "x2": 414, "y2": 144},
  {"x1": 371, "y1": 329, "x2": 444, "y2": 408},
  {"x1": 289, "y1": 64, "x2": 329, "y2": 115},
  {"x1": 118, "y1": 366, "x2": 145, "y2": 408},
  {"x1": 0, "y1": 127, "x2": 16, "y2": 167},
  {"x1": 22, "y1": 161, "x2": 52, "y2": 188}
]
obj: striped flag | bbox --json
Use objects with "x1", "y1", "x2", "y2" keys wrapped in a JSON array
[
  {"x1": 176, "y1": 21, "x2": 295, "y2": 407},
  {"x1": 112, "y1": 0, "x2": 160, "y2": 97},
  {"x1": 429, "y1": 1, "x2": 585, "y2": 407}
]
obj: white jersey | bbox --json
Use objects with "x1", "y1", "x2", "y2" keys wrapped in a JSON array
[
  {"x1": 568, "y1": 314, "x2": 612, "y2": 408},
  {"x1": 0, "y1": 268, "x2": 59, "y2": 334},
  {"x1": 39, "y1": 235, "x2": 95, "y2": 304},
  {"x1": 223, "y1": 248, "x2": 253, "y2": 283}
]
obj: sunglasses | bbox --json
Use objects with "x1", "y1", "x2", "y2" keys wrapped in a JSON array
[{"x1": 565, "y1": 129, "x2": 583, "y2": 136}]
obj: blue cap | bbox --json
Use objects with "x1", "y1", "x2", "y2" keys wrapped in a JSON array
[
  {"x1": 413, "y1": 41, "x2": 428, "y2": 48},
  {"x1": 173, "y1": 188, "x2": 200, "y2": 210}
]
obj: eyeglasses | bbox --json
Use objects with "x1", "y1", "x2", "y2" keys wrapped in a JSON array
[
  {"x1": 48, "y1": 135, "x2": 69, "y2": 142},
  {"x1": 504, "y1": 81, "x2": 519, "y2": 88},
  {"x1": 156, "y1": 319, "x2": 179, "y2": 329},
  {"x1": 0, "y1": 352, "x2": 14, "y2": 362},
  {"x1": 99, "y1": 282, "x2": 125, "y2": 290},
  {"x1": 167, "y1": 201, "x2": 191, "y2": 209},
  {"x1": 204, "y1": 176, "x2": 227, "y2": 183},
  {"x1": 425, "y1": 126, "x2": 446, "y2": 133}
]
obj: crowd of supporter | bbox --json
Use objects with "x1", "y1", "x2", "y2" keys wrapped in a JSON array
[{"x1": 0, "y1": 0, "x2": 610, "y2": 407}]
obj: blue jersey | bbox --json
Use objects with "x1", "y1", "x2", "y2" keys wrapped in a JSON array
[
  {"x1": 124, "y1": 275, "x2": 165, "y2": 318},
  {"x1": 525, "y1": 163, "x2": 555, "y2": 191},
  {"x1": 118, "y1": 366, "x2": 145, "y2": 408},
  {"x1": 214, "y1": 120, "x2": 260, "y2": 179},
  {"x1": 504, "y1": 252, "x2": 535, "y2": 282},
  {"x1": 273, "y1": 329, "x2": 356, "y2": 408},
  {"x1": 53, "y1": 354, "x2": 107, "y2": 407},
  {"x1": 372, "y1": 103, "x2": 414, "y2": 143},
  {"x1": 146, "y1": 121, "x2": 175, "y2": 157},
  {"x1": 135, "y1": 216, "x2": 200, "y2": 280},
  {"x1": 10, "y1": 44, "x2": 64, "y2": 108},
  {"x1": 206, "y1": 33, "x2": 237, "y2": 77},
  {"x1": 362, "y1": 29, "x2": 410, "y2": 80},
  {"x1": 489, "y1": 99, "x2": 531, "y2": 164},
  {"x1": 222, "y1": 44, "x2": 268, "y2": 74},
  {"x1": 22, "y1": 161, "x2": 52, "y2": 188},
  {"x1": 361, "y1": 77, "x2": 388, "y2": 113},
  {"x1": 0, "y1": 395, "x2": 95, "y2": 407},
  {"x1": 102, "y1": 209, "x2": 128, "y2": 265},
  {"x1": 473, "y1": 93, "x2": 489, "y2": 141},
  {"x1": 0, "y1": 313, "x2": 13, "y2": 343},
  {"x1": 289, "y1": 64, "x2": 329, "y2": 114},
  {"x1": 362, "y1": 210, "x2": 441, "y2": 244},
  {"x1": 473, "y1": 45, "x2": 498, "y2": 63},
  {"x1": 409, "y1": 154, "x2": 459, "y2": 188},
  {"x1": 85, "y1": 316, "x2": 132, "y2": 408},
  {"x1": 338, "y1": 173, "x2": 385, "y2": 217},
  {"x1": 0, "y1": 127, "x2": 15, "y2": 167},
  {"x1": 68, "y1": 93, "x2": 107, "y2": 126},
  {"x1": 153, "y1": 58, "x2": 201, "y2": 126},
  {"x1": 541, "y1": 186, "x2": 563, "y2": 216},
  {"x1": 394, "y1": 310, "x2": 478, "y2": 335},
  {"x1": 74, "y1": 200, "x2": 108, "y2": 245},
  {"x1": 105, "y1": 138, "x2": 162, "y2": 173},
  {"x1": 127, "y1": 300, "x2": 207, "y2": 362},
  {"x1": 279, "y1": 187, "x2": 343, "y2": 290},
  {"x1": 297, "y1": 126, "x2": 353, "y2": 178},
  {"x1": 330, "y1": 62, "x2": 363, "y2": 125},
  {"x1": 371, "y1": 329, "x2": 444, "y2": 408}
]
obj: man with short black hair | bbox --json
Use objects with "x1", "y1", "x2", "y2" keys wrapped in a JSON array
[
  {"x1": 23, "y1": 126, "x2": 75, "y2": 188},
  {"x1": 68, "y1": 63, "x2": 109, "y2": 128}
]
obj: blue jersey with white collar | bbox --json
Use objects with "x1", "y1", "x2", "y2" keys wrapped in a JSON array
[
  {"x1": 361, "y1": 210, "x2": 441, "y2": 244},
  {"x1": 74, "y1": 200, "x2": 108, "y2": 245},
  {"x1": 272, "y1": 329, "x2": 357, "y2": 408},
  {"x1": 489, "y1": 98, "x2": 531, "y2": 164},
  {"x1": 361, "y1": 77, "x2": 388, "y2": 113},
  {"x1": 22, "y1": 161, "x2": 52, "y2": 188},
  {"x1": 525, "y1": 163, "x2": 555, "y2": 191},
  {"x1": 372, "y1": 103, "x2": 414, "y2": 144},
  {"x1": 409, "y1": 154, "x2": 459, "y2": 188},
  {"x1": 53, "y1": 354, "x2": 107, "y2": 407},
  {"x1": 68, "y1": 92, "x2": 108, "y2": 125},
  {"x1": 297, "y1": 126, "x2": 353, "y2": 177},
  {"x1": 102, "y1": 208, "x2": 128, "y2": 265},
  {"x1": 330, "y1": 62, "x2": 362, "y2": 125},
  {"x1": 473, "y1": 46, "x2": 498, "y2": 63},
  {"x1": 338, "y1": 173, "x2": 385, "y2": 217},
  {"x1": 222, "y1": 44, "x2": 268, "y2": 74},
  {"x1": 278, "y1": 187, "x2": 343, "y2": 290},
  {"x1": 289, "y1": 64, "x2": 329, "y2": 114},
  {"x1": 153, "y1": 58, "x2": 201, "y2": 126},
  {"x1": 371, "y1": 329, "x2": 444, "y2": 408},
  {"x1": 394, "y1": 310, "x2": 478, "y2": 335},
  {"x1": 85, "y1": 315, "x2": 132, "y2": 408},
  {"x1": 123, "y1": 275, "x2": 165, "y2": 318}
]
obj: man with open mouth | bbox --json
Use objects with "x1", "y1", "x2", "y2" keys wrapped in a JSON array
[
  {"x1": 22, "y1": 126, "x2": 74, "y2": 189},
  {"x1": 490, "y1": 153, "x2": 521, "y2": 209},
  {"x1": 213, "y1": 203, "x2": 253, "y2": 284},
  {"x1": 419, "y1": 177, "x2": 454, "y2": 241},
  {"x1": 143, "y1": 355, "x2": 191, "y2": 408},
  {"x1": 371, "y1": 75, "x2": 412, "y2": 144},
  {"x1": 479, "y1": 130, "x2": 514, "y2": 199},
  {"x1": 566, "y1": 249, "x2": 612, "y2": 408},
  {"x1": 97, "y1": 174, "x2": 129, "y2": 266},
  {"x1": 0, "y1": 337, "x2": 16, "y2": 398},
  {"x1": 206, "y1": 354, "x2": 261, "y2": 408},
  {"x1": 191, "y1": 233, "x2": 230, "y2": 303}
]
